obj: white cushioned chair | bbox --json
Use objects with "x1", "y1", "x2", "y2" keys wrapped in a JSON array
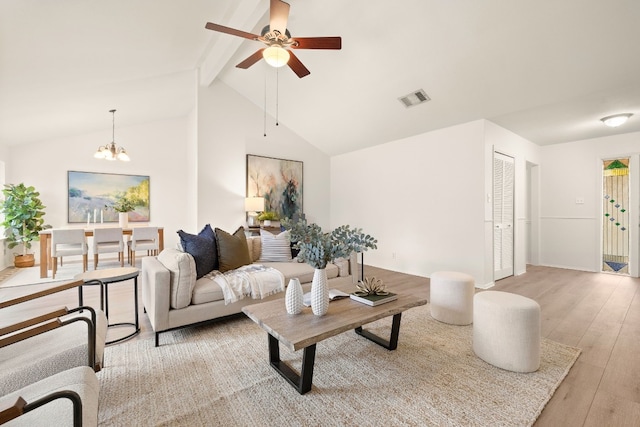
[
  {"x1": 127, "y1": 226, "x2": 159, "y2": 266},
  {"x1": 0, "y1": 280, "x2": 107, "y2": 397},
  {"x1": 0, "y1": 366, "x2": 99, "y2": 427},
  {"x1": 92, "y1": 228, "x2": 124, "y2": 269},
  {"x1": 51, "y1": 229, "x2": 88, "y2": 279}
]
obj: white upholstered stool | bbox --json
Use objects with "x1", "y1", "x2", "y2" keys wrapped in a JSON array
[
  {"x1": 429, "y1": 271, "x2": 475, "y2": 325},
  {"x1": 473, "y1": 291, "x2": 541, "y2": 373}
]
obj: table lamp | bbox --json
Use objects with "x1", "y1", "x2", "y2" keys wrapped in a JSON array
[{"x1": 245, "y1": 197, "x2": 265, "y2": 227}]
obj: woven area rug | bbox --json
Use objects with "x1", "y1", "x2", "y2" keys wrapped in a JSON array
[
  {"x1": 0, "y1": 258, "x2": 141, "y2": 288},
  {"x1": 98, "y1": 305, "x2": 580, "y2": 426}
]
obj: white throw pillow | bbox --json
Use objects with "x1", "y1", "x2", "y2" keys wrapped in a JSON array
[
  {"x1": 259, "y1": 229, "x2": 292, "y2": 262},
  {"x1": 157, "y1": 248, "x2": 197, "y2": 309}
]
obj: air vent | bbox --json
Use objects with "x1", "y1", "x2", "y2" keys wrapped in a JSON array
[{"x1": 398, "y1": 89, "x2": 431, "y2": 108}]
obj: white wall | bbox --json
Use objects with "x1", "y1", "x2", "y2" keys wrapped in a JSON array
[
  {"x1": 2, "y1": 117, "x2": 191, "y2": 265},
  {"x1": 330, "y1": 119, "x2": 540, "y2": 287},
  {"x1": 196, "y1": 80, "x2": 331, "y2": 233},
  {"x1": 539, "y1": 131, "x2": 640, "y2": 275},
  {"x1": 331, "y1": 120, "x2": 487, "y2": 285}
]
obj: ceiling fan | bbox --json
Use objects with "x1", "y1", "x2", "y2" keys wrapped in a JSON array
[{"x1": 205, "y1": 0, "x2": 341, "y2": 78}]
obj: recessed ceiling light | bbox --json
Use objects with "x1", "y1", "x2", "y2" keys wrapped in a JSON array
[{"x1": 600, "y1": 113, "x2": 633, "y2": 128}]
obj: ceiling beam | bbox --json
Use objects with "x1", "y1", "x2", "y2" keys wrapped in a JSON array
[{"x1": 199, "y1": 0, "x2": 268, "y2": 87}]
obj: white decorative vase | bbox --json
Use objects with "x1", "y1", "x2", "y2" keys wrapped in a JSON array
[
  {"x1": 285, "y1": 278, "x2": 304, "y2": 314},
  {"x1": 263, "y1": 219, "x2": 272, "y2": 227},
  {"x1": 311, "y1": 268, "x2": 329, "y2": 316},
  {"x1": 119, "y1": 212, "x2": 129, "y2": 228}
]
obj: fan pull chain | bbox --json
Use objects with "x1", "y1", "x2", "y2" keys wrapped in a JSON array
[
  {"x1": 275, "y1": 67, "x2": 279, "y2": 126},
  {"x1": 263, "y1": 69, "x2": 267, "y2": 137}
]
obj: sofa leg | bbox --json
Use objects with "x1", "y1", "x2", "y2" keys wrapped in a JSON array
[{"x1": 155, "y1": 332, "x2": 160, "y2": 347}]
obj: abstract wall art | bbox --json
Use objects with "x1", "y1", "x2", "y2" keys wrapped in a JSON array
[{"x1": 246, "y1": 154, "x2": 303, "y2": 220}]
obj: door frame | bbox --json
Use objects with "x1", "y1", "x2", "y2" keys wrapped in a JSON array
[
  {"x1": 599, "y1": 154, "x2": 639, "y2": 277},
  {"x1": 493, "y1": 151, "x2": 515, "y2": 281}
]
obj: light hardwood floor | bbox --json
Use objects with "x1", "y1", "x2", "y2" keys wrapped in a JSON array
[{"x1": 1, "y1": 264, "x2": 639, "y2": 426}]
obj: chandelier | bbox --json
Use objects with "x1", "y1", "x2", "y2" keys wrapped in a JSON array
[{"x1": 94, "y1": 109, "x2": 130, "y2": 161}]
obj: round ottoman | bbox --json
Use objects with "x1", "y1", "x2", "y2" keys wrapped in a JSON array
[
  {"x1": 473, "y1": 291, "x2": 541, "y2": 373},
  {"x1": 429, "y1": 271, "x2": 474, "y2": 325}
]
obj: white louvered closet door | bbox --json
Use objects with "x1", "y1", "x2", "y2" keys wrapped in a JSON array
[{"x1": 494, "y1": 152, "x2": 515, "y2": 280}]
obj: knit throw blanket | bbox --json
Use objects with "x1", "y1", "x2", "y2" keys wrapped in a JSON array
[{"x1": 209, "y1": 264, "x2": 285, "y2": 305}]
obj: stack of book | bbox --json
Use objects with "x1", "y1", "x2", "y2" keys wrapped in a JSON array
[{"x1": 349, "y1": 292, "x2": 397, "y2": 306}]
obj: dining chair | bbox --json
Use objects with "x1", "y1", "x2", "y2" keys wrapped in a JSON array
[
  {"x1": 51, "y1": 229, "x2": 88, "y2": 279},
  {"x1": 127, "y1": 226, "x2": 159, "y2": 266},
  {"x1": 92, "y1": 228, "x2": 124, "y2": 269}
]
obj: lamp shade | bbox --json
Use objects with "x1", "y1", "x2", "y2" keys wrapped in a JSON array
[
  {"x1": 245, "y1": 197, "x2": 265, "y2": 212},
  {"x1": 263, "y1": 46, "x2": 290, "y2": 68}
]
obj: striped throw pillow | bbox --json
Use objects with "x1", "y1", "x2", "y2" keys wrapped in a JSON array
[{"x1": 259, "y1": 229, "x2": 292, "y2": 262}]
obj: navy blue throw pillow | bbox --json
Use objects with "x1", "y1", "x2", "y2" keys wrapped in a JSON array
[{"x1": 177, "y1": 224, "x2": 218, "y2": 279}]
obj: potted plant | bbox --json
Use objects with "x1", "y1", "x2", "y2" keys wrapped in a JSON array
[
  {"x1": 108, "y1": 195, "x2": 135, "y2": 228},
  {"x1": 1, "y1": 183, "x2": 51, "y2": 267},
  {"x1": 282, "y1": 217, "x2": 377, "y2": 316},
  {"x1": 257, "y1": 211, "x2": 279, "y2": 227}
]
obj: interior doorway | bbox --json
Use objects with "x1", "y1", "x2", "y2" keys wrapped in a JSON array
[
  {"x1": 526, "y1": 161, "x2": 540, "y2": 266},
  {"x1": 494, "y1": 152, "x2": 514, "y2": 280}
]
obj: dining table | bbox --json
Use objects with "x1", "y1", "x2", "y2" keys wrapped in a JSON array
[{"x1": 39, "y1": 226, "x2": 164, "y2": 278}]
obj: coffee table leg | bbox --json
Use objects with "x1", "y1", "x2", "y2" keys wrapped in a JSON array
[
  {"x1": 355, "y1": 312, "x2": 402, "y2": 350},
  {"x1": 268, "y1": 334, "x2": 316, "y2": 394}
]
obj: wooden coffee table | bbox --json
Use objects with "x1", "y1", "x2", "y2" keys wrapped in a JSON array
[{"x1": 242, "y1": 275, "x2": 428, "y2": 394}]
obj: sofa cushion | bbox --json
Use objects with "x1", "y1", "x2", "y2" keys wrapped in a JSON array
[
  {"x1": 191, "y1": 276, "x2": 225, "y2": 305},
  {"x1": 177, "y1": 224, "x2": 217, "y2": 279},
  {"x1": 259, "y1": 229, "x2": 293, "y2": 262},
  {"x1": 215, "y1": 227, "x2": 252, "y2": 272},
  {"x1": 157, "y1": 248, "x2": 197, "y2": 309}
]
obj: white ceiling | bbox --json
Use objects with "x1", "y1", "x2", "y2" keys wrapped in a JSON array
[{"x1": 1, "y1": 0, "x2": 639, "y2": 155}]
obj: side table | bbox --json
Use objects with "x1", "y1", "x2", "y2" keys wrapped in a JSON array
[{"x1": 75, "y1": 267, "x2": 140, "y2": 344}]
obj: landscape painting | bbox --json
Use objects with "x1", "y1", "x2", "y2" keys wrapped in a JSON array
[
  {"x1": 68, "y1": 171, "x2": 150, "y2": 223},
  {"x1": 246, "y1": 154, "x2": 302, "y2": 220}
]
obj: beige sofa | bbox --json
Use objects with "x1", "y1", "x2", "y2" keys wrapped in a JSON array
[{"x1": 142, "y1": 236, "x2": 356, "y2": 346}]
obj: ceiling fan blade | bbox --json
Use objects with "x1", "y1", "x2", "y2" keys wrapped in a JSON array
[
  {"x1": 236, "y1": 49, "x2": 266, "y2": 69},
  {"x1": 291, "y1": 37, "x2": 342, "y2": 50},
  {"x1": 205, "y1": 22, "x2": 260, "y2": 40},
  {"x1": 269, "y1": 0, "x2": 290, "y2": 35},
  {"x1": 287, "y1": 50, "x2": 310, "y2": 78}
]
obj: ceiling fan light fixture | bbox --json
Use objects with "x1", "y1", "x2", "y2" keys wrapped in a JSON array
[
  {"x1": 601, "y1": 113, "x2": 633, "y2": 128},
  {"x1": 263, "y1": 45, "x2": 290, "y2": 68}
]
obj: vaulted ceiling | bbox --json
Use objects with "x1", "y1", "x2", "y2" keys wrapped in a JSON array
[{"x1": 1, "y1": 0, "x2": 639, "y2": 155}]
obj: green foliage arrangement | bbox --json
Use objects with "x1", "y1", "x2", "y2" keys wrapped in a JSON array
[
  {"x1": 109, "y1": 195, "x2": 135, "y2": 212},
  {"x1": 1, "y1": 183, "x2": 50, "y2": 255},
  {"x1": 282, "y1": 217, "x2": 377, "y2": 269},
  {"x1": 258, "y1": 211, "x2": 279, "y2": 221}
]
